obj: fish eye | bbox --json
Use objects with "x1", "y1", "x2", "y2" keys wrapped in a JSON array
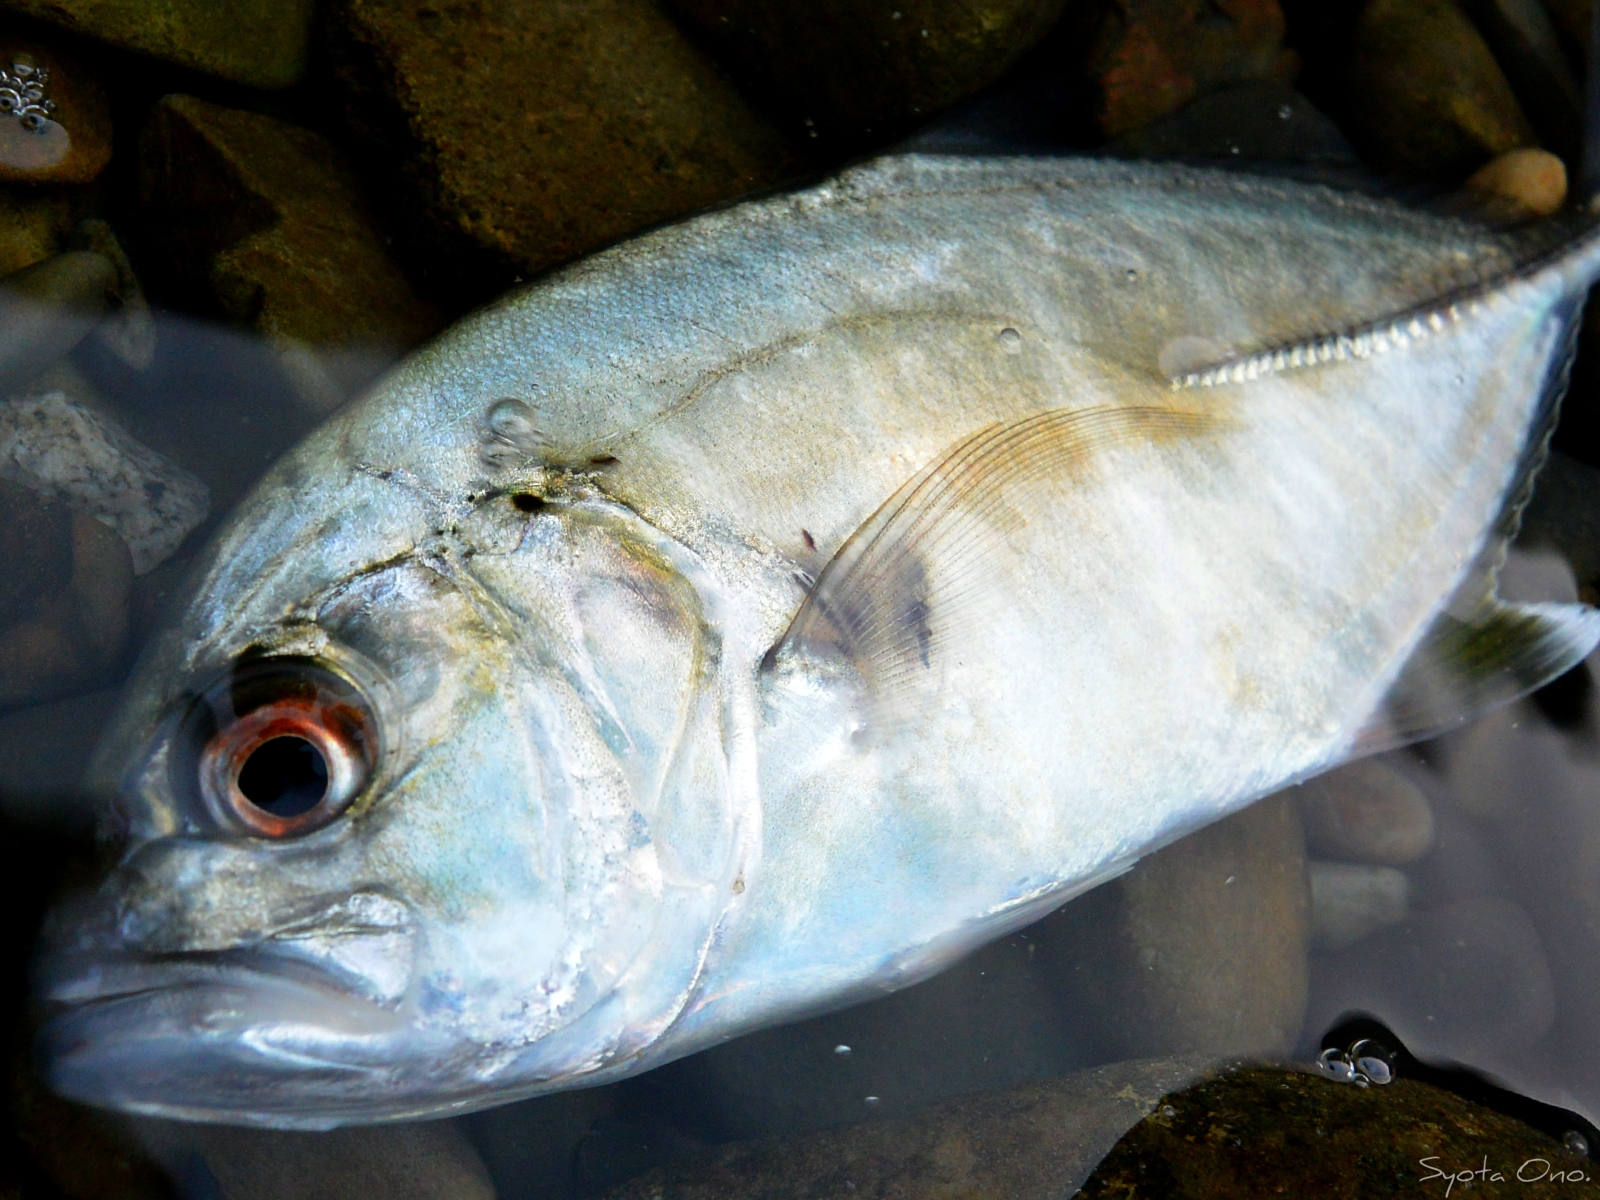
[{"x1": 190, "y1": 658, "x2": 377, "y2": 838}]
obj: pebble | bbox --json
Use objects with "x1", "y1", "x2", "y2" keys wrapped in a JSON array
[
  {"x1": 1078, "y1": 1066, "x2": 1594, "y2": 1199},
  {"x1": 136, "y1": 1120, "x2": 495, "y2": 1200},
  {"x1": 1309, "y1": 861, "x2": 1410, "y2": 950},
  {"x1": 1460, "y1": 0, "x2": 1582, "y2": 162},
  {"x1": 0, "y1": 391, "x2": 210, "y2": 575},
  {"x1": 1045, "y1": 794, "x2": 1310, "y2": 1061},
  {"x1": 1298, "y1": 758, "x2": 1436, "y2": 866},
  {"x1": 0, "y1": 249, "x2": 119, "y2": 393},
  {"x1": 1461, "y1": 148, "x2": 1569, "y2": 225},
  {"x1": 0, "y1": 41, "x2": 111, "y2": 184},
  {"x1": 1105, "y1": 81, "x2": 1357, "y2": 163},
  {"x1": 602, "y1": 1058, "x2": 1216, "y2": 1200},
  {"x1": 1346, "y1": 0, "x2": 1536, "y2": 176},
  {"x1": 321, "y1": 0, "x2": 802, "y2": 306},
  {"x1": 0, "y1": 184, "x2": 88, "y2": 279},
  {"x1": 0, "y1": 476, "x2": 72, "y2": 627},
  {"x1": 669, "y1": 0, "x2": 1069, "y2": 149},
  {"x1": 1086, "y1": 0, "x2": 1300, "y2": 139},
  {"x1": 139, "y1": 95, "x2": 443, "y2": 414},
  {"x1": 0, "y1": 0, "x2": 315, "y2": 87}
]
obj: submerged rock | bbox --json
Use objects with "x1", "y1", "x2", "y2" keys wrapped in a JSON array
[
  {"x1": 602, "y1": 1057, "x2": 1217, "y2": 1200},
  {"x1": 0, "y1": 392, "x2": 208, "y2": 575},
  {"x1": 321, "y1": 0, "x2": 802, "y2": 306},
  {"x1": 1309, "y1": 861, "x2": 1410, "y2": 950},
  {"x1": 1087, "y1": 0, "x2": 1299, "y2": 139},
  {"x1": 139, "y1": 95, "x2": 443, "y2": 416},
  {"x1": 0, "y1": 185, "x2": 90, "y2": 279},
  {"x1": 0, "y1": 0, "x2": 314, "y2": 87},
  {"x1": 1346, "y1": 0, "x2": 1536, "y2": 176},
  {"x1": 1046, "y1": 795, "x2": 1311, "y2": 1062},
  {"x1": 1464, "y1": 147, "x2": 1569, "y2": 224},
  {"x1": 668, "y1": 0, "x2": 1069, "y2": 149},
  {"x1": 0, "y1": 477, "x2": 72, "y2": 628},
  {"x1": 0, "y1": 41, "x2": 112, "y2": 184},
  {"x1": 1298, "y1": 758, "x2": 1435, "y2": 866},
  {"x1": 1077, "y1": 1065, "x2": 1595, "y2": 1197},
  {"x1": 1460, "y1": 0, "x2": 1583, "y2": 162}
]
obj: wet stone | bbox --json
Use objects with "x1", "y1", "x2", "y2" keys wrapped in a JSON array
[
  {"x1": 668, "y1": 0, "x2": 1069, "y2": 150},
  {"x1": 0, "y1": 184, "x2": 90, "y2": 279},
  {"x1": 0, "y1": 476, "x2": 72, "y2": 627},
  {"x1": 0, "y1": 42, "x2": 111, "y2": 185},
  {"x1": 1464, "y1": 147, "x2": 1569, "y2": 224},
  {"x1": 1105, "y1": 80, "x2": 1356, "y2": 163},
  {"x1": 139, "y1": 95, "x2": 443, "y2": 415},
  {"x1": 602, "y1": 1057, "x2": 1217, "y2": 1200},
  {"x1": 1309, "y1": 861, "x2": 1410, "y2": 950},
  {"x1": 1298, "y1": 758, "x2": 1435, "y2": 866},
  {"x1": 0, "y1": 391, "x2": 209, "y2": 575},
  {"x1": 1087, "y1": 0, "x2": 1299, "y2": 139},
  {"x1": 1346, "y1": 0, "x2": 1536, "y2": 177},
  {"x1": 0, "y1": 0, "x2": 315, "y2": 87},
  {"x1": 321, "y1": 0, "x2": 803, "y2": 306},
  {"x1": 1045, "y1": 795, "x2": 1311, "y2": 1061},
  {"x1": 1460, "y1": 0, "x2": 1583, "y2": 162},
  {"x1": 1076, "y1": 1066, "x2": 1599, "y2": 1198}
]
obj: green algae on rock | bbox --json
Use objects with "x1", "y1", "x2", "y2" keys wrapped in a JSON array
[
  {"x1": 321, "y1": 0, "x2": 803, "y2": 307},
  {"x1": 0, "y1": 0, "x2": 313, "y2": 87},
  {"x1": 1077, "y1": 1066, "x2": 1599, "y2": 1198},
  {"x1": 667, "y1": 0, "x2": 1069, "y2": 149}
]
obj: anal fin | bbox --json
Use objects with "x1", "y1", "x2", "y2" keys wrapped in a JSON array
[{"x1": 1353, "y1": 598, "x2": 1600, "y2": 754}]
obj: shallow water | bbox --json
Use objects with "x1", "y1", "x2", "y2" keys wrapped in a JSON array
[{"x1": 5, "y1": 0, "x2": 1600, "y2": 1195}]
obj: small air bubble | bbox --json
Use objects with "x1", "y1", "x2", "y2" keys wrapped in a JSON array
[
  {"x1": 1160, "y1": 1105, "x2": 1177, "y2": 1119},
  {"x1": 1355, "y1": 1056, "x2": 1392, "y2": 1085},
  {"x1": 1125, "y1": 268, "x2": 1139, "y2": 281},
  {"x1": 864, "y1": 1095, "x2": 880, "y2": 1105},
  {"x1": 834, "y1": 1044, "x2": 852, "y2": 1056},
  {"x1": 998, "y1": 327, "x2": 1022, "y2": 351},
  {"x1": 485, "y1": 398, "x2": 547, "y2": 452},
  {"x1": 1566, "y1": 1131, "x2": 1590, "y2": 1157},
  {"x1": 1278, "y1": 104, "x2": 1293, "y2": 119}
]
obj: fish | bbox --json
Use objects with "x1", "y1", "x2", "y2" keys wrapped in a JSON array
[{"x1": 35, "y1": 151, "x2": 1600, "y2": 1128}]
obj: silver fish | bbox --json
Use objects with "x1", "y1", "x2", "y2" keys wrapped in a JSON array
[{"x1": 38, "y1": 154, "x2": 1600, "y2": 1127}]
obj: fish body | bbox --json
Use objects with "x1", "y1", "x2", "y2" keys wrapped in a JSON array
[{"x1": 40, "y1": 154, "x2": 1600, "y2": 1126}]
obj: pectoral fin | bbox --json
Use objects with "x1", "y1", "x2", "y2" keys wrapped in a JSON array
[
  {"x1": 762, "y1": 402, "x2": 1225, "y2": 735},
  {"x1": 1354, "y1": 598, "x2": 1600, "y2": 754}
]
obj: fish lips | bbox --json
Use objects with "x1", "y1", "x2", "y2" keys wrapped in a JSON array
[{"x1": 36, "y1": 900, "x2": 463, "y2": 1128}]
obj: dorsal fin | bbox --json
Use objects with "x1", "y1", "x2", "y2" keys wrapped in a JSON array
[{"x1": 760, "y1": 403, "x2": 1227, "y2": 735}]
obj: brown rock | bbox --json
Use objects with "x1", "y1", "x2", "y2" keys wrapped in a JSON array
[
  {"x1": 1299, "y1": 758, "x2": 1436, "y2": 866},
  {"x1": 0, "y1": 477, "x2": 72, "y2": 627},
  {"x1": 69, "y1": 512, "x2": 131, "y2": 666},
  {"x1": 0, "y1": 41, "x2": 111, "y2": 184},
  {"x1": 669, "y1": 0, "x2": 1069, "y2": 149},
  {"x1": 0, "y1": 184, "x2": 89, "y2": 279},
  {"x1": 140, "y1": 95, "x2": 443, "y2": 411},
  {"x1": 1088, "y1": 0, "x2": 1299, "y2": 138},
  {"x1": 604, "y1": 1058, "x2": 1218, "y2": 1200},
  {"x1": 1078, "y1": 1066, "x2": 1597, "y2": 1198},
  {"x1": 1465, "y1": 146, "x2": 1569, "y2": 223},
  {"x1": 1045, "y1": 796, "x2": 1310, "y2": 1060},
  {"x1": 1346, "y1": 0, "x2": 1537, "y2": 176},
  {"x1": 0, "y1": 0, "x2": 314, "y2": 87},
  {"x1": 322, "y1": 0, "x2": 803, "y2": 306}
]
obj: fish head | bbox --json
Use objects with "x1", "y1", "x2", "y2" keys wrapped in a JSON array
[{"x1": 37, "y1": 388, "x2": 748, "y2": 1127}]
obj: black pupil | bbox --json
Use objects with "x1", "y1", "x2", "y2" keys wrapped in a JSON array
[{"x1": 237, "y1": 736, "x2": 328, "y2": 818}]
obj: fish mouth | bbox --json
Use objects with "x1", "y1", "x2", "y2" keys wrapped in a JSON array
[{"x1": 36, "y1": 899, "x2": 463, "y2": 1128}]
